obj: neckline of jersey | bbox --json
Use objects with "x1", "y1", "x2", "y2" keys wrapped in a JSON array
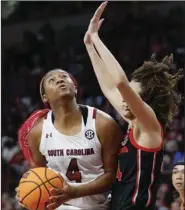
[{"x1": 49, "y1": 111, "x2": 85, "y2": 137}]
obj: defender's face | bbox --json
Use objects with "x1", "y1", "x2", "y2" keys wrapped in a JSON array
[
  {"x1": 43, "y1": 69, "x2": 77, "y2": 104},
  {"x1": 172, "y1": 165, "x2": 184, "y2": 192},
  {"x1": 122, "y1": 80, "x2": 143, "y2": 120}
]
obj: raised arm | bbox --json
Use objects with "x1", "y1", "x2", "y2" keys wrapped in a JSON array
[
  {"x1": 84, "y1": 32, "x2": 129, "y2": 122},
  {"x1": 87, "y1": 2, "x2": 160, "y2": 132}
]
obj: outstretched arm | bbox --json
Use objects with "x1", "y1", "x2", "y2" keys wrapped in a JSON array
[
  {"x1": 88, "y1": 2, "x2": 160, "y2": 132},
  {"x1": 84, "y1": 32, "x2": 129, "y2": 122}
]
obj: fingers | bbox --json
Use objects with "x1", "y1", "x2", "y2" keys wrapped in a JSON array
[
  {"x1": 98, "y1": 19, "x2": 105, "y2": 30},
  {"x1": 50, "y1": 188, "x2": 64, "y2": 196},
  {"x1": 50, "y1": 195, "x2": 62, "y2": 203},
  {"x1": 47, "y1": 195, "x2": 66, "y2": 210},
  {"x1": 48, "y1": 187, "x2": 69, "y2": 209},
  {"x1": 15, "y1": 194, "x2": 22, "y2": 202},
  {"x1": 92, "y1": 1, "x2": 108, "y2": 22},
  {"x1": 15, "y1": 196, "x2": 26, "y2": 208},
  {"x1": 15, "y1": 188, "x2": 26, "y2": 208},
  {"x1": 19, "y1": 202, "x2": 26, "y2": 208},
  {"x1": 47, "y1": 202, "x2": 57, "y2": 210}
]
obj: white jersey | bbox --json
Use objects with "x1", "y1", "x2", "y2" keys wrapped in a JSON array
[{"x1": 40, "y1": 105, "x2": 109, "y2": 210}]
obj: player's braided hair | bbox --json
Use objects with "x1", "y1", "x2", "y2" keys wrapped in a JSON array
[{"x1": 132, "y1": 54, "x2": 183, "y2": 129}]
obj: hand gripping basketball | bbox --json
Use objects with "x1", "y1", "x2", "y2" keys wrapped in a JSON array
[
  {"x1": 16, "y1": 167, "x2": 64, "y2": 210},
  {"x1": 47, "y1": 177, "x2": 78, "y2": 210}
]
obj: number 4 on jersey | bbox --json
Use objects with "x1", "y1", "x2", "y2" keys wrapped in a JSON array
[{"x1": 66, "y1": 158, "x2": 82, "y2": 183}]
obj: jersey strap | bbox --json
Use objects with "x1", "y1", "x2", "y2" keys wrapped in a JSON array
[
  {"x1": 18, "y1": 109, "x2": 50, "y2": 163},
  {"x1": 50, "y1": 104, "x2": 88, "y2": 126},
  {"x1": 79, "y1": 104, "x2": 88, "y2": 126}
]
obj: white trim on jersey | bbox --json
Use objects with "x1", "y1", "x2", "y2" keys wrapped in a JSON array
[
  {"x1": 132, "y1": 149, "x2": 141, "y2": 204},
  {"x1": 145, "y1": 152, "x2": 157, "y2": 207}
]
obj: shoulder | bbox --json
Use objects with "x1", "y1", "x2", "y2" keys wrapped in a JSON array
[
  {"x1": 86, "y1": 105, "x2": 116, "y2": 126},
  {"x1": 96, "y1": 109, "x2": 117, "y2": 125},
  {"x1": 95, "y1": 109, "x2": 122, "y2": 142},
  {"x1": 26, "y1": 109, "x2": 50, "y2": 140},
  {"x1": 29, "y1": 118, "x2": 44, "y2": 138},
  {"x1": 28, "y1": 117, "x2": 44, "y2": 146},
  {"x1": 19, "y1": 109, "x2": 49, "y2": 150}
]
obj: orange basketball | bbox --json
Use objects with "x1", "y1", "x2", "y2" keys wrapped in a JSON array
[{"x1": 17, "y1": 167, "x2": 64, "y2": 210}]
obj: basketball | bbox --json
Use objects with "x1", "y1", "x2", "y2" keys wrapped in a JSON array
[{"x1": 17, "y1": 167, "x2": 64, "y2": 210}]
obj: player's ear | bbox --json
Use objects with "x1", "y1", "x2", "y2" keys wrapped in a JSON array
[{"x1": 42, "y1": 94, "x2": 48, "y2": 103}]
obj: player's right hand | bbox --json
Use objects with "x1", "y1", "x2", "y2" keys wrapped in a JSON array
[
  {"x1": 15, "y1": 187, "x2": 26, "y2": 209},
  {"x1": 87, "y1": 1, "x2": 107, "y2": 36}
]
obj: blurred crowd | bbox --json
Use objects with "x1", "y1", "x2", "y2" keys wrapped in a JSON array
[{"x1": 2, "y1": 2, "x2": 184, "y2": 210}]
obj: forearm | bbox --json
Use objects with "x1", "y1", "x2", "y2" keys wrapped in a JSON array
[
  {"x1": 86, "y1": 43, "x2": 114, "y2": 93},
  {"x1": 75, "y1": 172, "x2": 115, "y2": 198},
  {"x1": 91, "y1": 34, "x2": 129, "y2": 86}
]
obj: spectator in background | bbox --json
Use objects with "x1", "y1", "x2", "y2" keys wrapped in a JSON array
[
  {"x1": 172, "y1": 161, "x2": 185, "y2": 210},
  {"x1": 171, "y1": 201, "x2": 181, "y2": 210}
]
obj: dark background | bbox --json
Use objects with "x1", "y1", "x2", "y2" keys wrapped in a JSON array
[{"x1": 1, "y1": 2, "x2": 184, "y2": 210}]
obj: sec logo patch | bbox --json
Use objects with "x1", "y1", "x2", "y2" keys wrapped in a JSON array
[{"x1": 85, "y1": 129, "x2": 95, "y2": 140}]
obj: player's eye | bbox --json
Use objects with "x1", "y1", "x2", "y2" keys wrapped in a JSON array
[
  {"x1": 62, "y1": 75, "x2": 68, "y2": 78},
  {"x1": 49, "y1": 78, "x2": 55, "y2": 83}
]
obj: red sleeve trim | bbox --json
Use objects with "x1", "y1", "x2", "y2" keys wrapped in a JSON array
[
  {"x1": 129, "y1": 123, "x2": 164, "y2": 152},
  {"x1": 93, "y1": 108, "x2": 97, "y2": 119}
]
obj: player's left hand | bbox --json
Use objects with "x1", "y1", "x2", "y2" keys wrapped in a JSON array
[
  {"x1": 87, "y1": 1, "x2": 107, "y2": 36},
  {"x1": 47, "y1": 181, "x2": 77, "y2": 210}
]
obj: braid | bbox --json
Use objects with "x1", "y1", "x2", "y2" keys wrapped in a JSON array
[{"x1": 132, "y1": 54, "x2": 183, "y2": 128}]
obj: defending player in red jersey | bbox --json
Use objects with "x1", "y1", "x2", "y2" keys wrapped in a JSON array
[
  {"x1": 84, "y1": 2, "x2": 183, "y2": 210},
  {"x1": 16, "y1": 69, "x2": 122, "y2": 210}
]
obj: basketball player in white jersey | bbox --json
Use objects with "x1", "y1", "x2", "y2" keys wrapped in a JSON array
[{"x1": 16, "y1": 69, "x2": 122, "y2": 210}]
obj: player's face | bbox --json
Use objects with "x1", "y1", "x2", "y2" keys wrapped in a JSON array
[
  {"x1": 42, "y1": 69, "x2": 77, "y2": 104},
  {"x1": 172, "y1": 165, "x2": 184, "y2": 192},
  {"x1": 171, "y1": 201, "x2": 180, "y2": 210},
  {"x1": 122, "y1": 80, "x2": 143, "y2": 120}
]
